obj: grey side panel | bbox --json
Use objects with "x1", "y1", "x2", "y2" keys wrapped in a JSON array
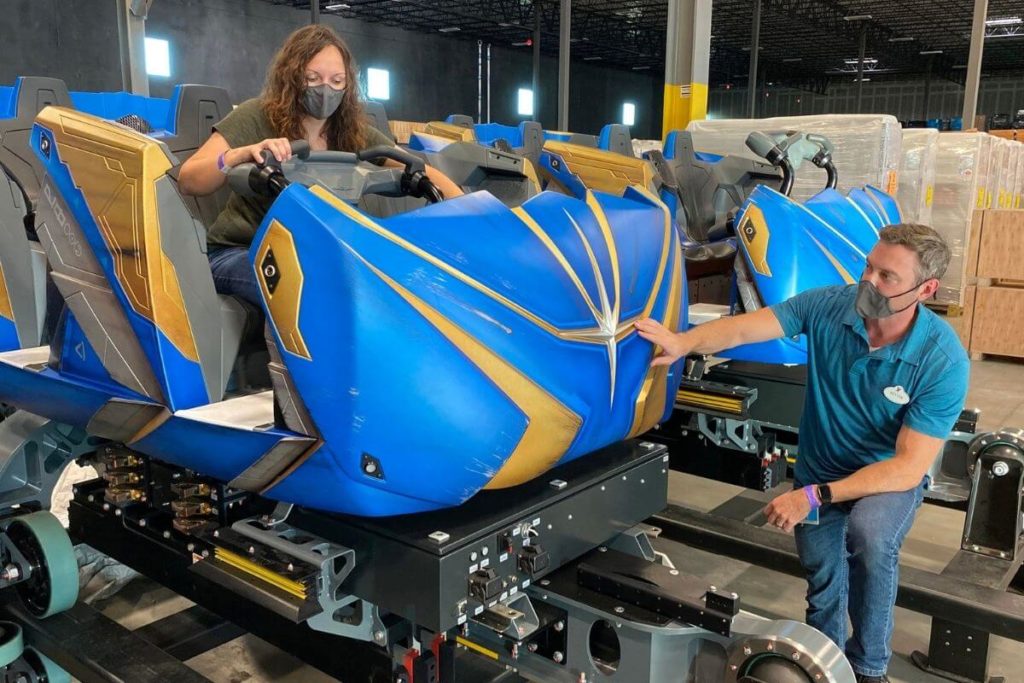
[
  {"x1": 364, "y1": 101, "x2": 396, "y2": 142},
  {"x1": 0, "y1": 77, "x2": 72, "y2": 206},
  {"x1": 265, "y1": 326, "x2": 317, "y2": 438},
  {"x1": 446, "y1": 114, "x2": 474, "y2": 128},
  {"x1": 166, "y1": 85, "x2": 233, "y2": 158},
  {"x1": 29, "y1": 243, "x2": 48, "y2": 341},
  {"x1": 0, "y1": 171, "x2": 40, "y2": 346},
  {"x1": 218, "y1": 295, "x2": 248, "y2": 395},
  {"x1": 423, "y1": 142, "x2": 535, "y2": 206},
  {"x1": 155, "y1": 176, "x2": 225, "y2": 403},
  {"x1": 35, "y1": 178, "x2": 165, "y2": 402},
  {"x1": 520, "y1": 121, "x2": 544, "y2": 164},
  {"x1": 87, "y1": 399, "x2": 168, "y2": 442},
  {"x1": 227, "y1": 436, "x2": 316, "y2": 492},
  {"x1": 602, "y1": 124, "x2": 634, "y2": 157},
  {"x1": 568, "y1": 133, "x2": 598, "y2": 147}
]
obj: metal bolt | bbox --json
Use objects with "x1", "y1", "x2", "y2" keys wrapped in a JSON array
[
  {"x1": 102, "y1": 503, "x2": 110, "y2": 511},
  {"x1": 743, "y1": 646, "x2": 752, "y2": 656},
  {"x1": 248, "y1": 546, "x2": 256, "y2": 555},
  {"x1": 528, "y1": 643, "x2": 538, "y2": 652},
  {"x1": 614, "y1": 606, "x2": 625, "y2": 614},
  {"x1": 567, "y1": 514, "x2": 573, "y2": 521},
  {"x1": 115, "y1": 508, "x2": 122, "y2": 517},
  {"x1": 540, "y1": 579, "x2": 550, "y2": 586},
  {"x1": 767, "y1": 643, "x2": 774, "y2": 651},
  {"x1": 552, "y1": 651, "x2": 564, "y2": 664},
  {"x1": 87, "y1": 495, "x2": 95, "y2": 502},
  {"x1": 373, "y1": 630, "x2": 385, "y2": 644},
  {"x1": 139, "y1": 519, "x2": 147, "y2": 527},
  {"x1": 710, "y1": 585, "x2": 718, "y2": 592},
  {"x1": 993, "y1": 461, "x2": 1010, "y2": 477},
  {"x1": 187, "y1": 543, "x2": 195, "y2": 552},
  {"x1": 202, "y1": 550, "x2": 209, "y2": 558},
  {"x1": 792, "y1": 652, "x2": 801, "y2": 660},
  {"x1": 554, "y1": 621, "x2": 564, "y2": 632},
  {"x1": 287, "y1": 563, "x2": 294, "y2": 572},
  {"x1": 598, "y1": 546, "x2": 607, "y2": 552},
  {"x1": 163, "y1": 531, "x2": 171, "y2": 539},
  {"x1": 1, "y1": 565, "x2": 21, "y2": 582},
  {"x1": 730, "y1": 664, "x2": 738, "y2": 671},
  {"x1": 670, "y1": 569, "x2": 679, "y2": 576}
]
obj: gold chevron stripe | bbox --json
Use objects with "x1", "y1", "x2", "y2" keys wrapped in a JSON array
[
  {"x1": 254, "y1": 221, "x2": 311, "y2": 360},
  {"x1": 807, "y1": 233, "x2": 856, "y2": 285},
  {"x1": 342, "y1": 243, "x2": 581, "y2": 489}
]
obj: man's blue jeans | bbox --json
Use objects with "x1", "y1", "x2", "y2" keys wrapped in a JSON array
[
  {"x1": 794, "y1": 481, "x2": 925, "y2": 678},
  {"x1": 208, "y1": 247, "x2": 261, "y2": 308}
]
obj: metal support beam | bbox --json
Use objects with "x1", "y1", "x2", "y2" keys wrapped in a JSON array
[
  {"x1": 311, "y1": 0, "x2": 319, "y2": 23},
  {"x1": 746, "y1": 0, "x2": 761, "y2": 118},
  {"x1": 662, "y1": 0, "x2": 712, "y2": 137},
  {"x1": 532, "y1": 3, "x2": 541, "y2": 123},
  {"x1": 922, "y1": 55, "x2": 934, "y2": 121},
  {"x1": 856, "y1": 25, "x2": 867, "y2": 113},
  {"x1": 116, "y1": 0, "x2": 153, "y2": 96},
  {"x1": 557, "y1": 0, "x2": 570, "y2": 131},
  {"x1": 962, "y1": 0, "x2": 988, "y2": 127}
]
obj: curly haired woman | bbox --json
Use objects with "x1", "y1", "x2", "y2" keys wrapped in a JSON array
[{"x1": 179, "y1": 24, "x2": 461, "y2": 305}]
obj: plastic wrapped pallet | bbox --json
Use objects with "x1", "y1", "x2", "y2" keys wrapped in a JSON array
[
  {"x1": 932, "y1": 132, "x2": 985, "y2": 305},
  {"x1": 1016, "y1": 144, "x2": 1024, "y2": 209},
  {"x1": 897, "y1": 129, "x2": 938, "y2": 225},
  {"x1": 632, "y1": 139, "x2": 663, "y2": 158},
  {"x1": 1003, "y1": 141, "x2": 1020, "y2": 209},
  {"x1": 995, "y1": 136, "x2": 1011, "y2": 205},
  {"x1": 685, "y1": 114, "x2": 902, "y2": 203},
  {"x1": 984, "y1": 135, "x2": 1002, "y2": 209}
]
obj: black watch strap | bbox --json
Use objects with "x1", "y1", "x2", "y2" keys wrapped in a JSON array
[{"x1": 817, "y1": 484, "x2": 833, "y2": 505}]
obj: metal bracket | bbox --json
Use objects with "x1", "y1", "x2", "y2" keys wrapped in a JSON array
[{"x1": 230, "y1": 515, "x2": 388, "y2": 643}]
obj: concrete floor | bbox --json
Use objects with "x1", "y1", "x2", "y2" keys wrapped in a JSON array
[{"x1": 82, "y1": 358, "x2": 1024, "y2": 683}]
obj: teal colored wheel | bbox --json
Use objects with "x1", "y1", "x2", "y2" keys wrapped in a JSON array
[
  {"x1": 0, "y1": 620, "x2": 24, "y2": 668},
  {"x1": 23, "y1": 647, "x2": 71, "y2": 683},
  {"x1": 6, "y1": 511, "x2": 79, "y2": 618}
]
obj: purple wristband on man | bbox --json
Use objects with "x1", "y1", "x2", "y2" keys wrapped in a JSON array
[{"x1": 802, "y1": 484, "x2": 821, "y2": 510}]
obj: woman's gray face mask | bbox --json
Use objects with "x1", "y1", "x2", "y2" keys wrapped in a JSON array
[{"x1": 302, "y1": 84, "x2": 345, "y2": 120}]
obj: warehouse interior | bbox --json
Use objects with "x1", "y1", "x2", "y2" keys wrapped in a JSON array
[{"x1": 0, "y1": 1, "x2": 1023, "y2": 682}]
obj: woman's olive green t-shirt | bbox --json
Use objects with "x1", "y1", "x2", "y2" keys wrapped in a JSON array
[{"x1": 207, "y1": 98, "x2": 394, "y2": 249}]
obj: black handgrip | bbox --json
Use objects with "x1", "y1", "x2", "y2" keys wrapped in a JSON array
[
  {"x1": 258, "y1": 140, "x2": 311, "y2": 167},
  {"x1": 357, "y1": 145, "x2": 425, "y2": 172}
]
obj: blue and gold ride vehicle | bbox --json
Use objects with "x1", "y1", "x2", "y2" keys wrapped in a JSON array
[{"x1": 0, "y1": 106, "x2": 686, "y2": 517}]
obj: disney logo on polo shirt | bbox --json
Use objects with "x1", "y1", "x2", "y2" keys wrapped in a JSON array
[{"x1": 883, "y1": 385, "x2": 910, "y2": 405}]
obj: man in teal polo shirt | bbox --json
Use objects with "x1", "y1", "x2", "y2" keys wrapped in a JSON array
[{"x1": 636, "y1": 224, "x2": 969, "y2": 683}]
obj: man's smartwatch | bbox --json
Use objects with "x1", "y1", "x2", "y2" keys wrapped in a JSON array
[
  {"x1": 217, "y1": 150, "x2": 232, "y2": 174},
  {"x1": 816, "y1": 484, "x2": 833, "y2": 505}
]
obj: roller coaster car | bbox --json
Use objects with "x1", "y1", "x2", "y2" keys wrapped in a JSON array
[{"x1": 0, "y1": 105, "x2": 685, "y2": 517}]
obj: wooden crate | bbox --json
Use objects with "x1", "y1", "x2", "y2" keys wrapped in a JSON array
[
  {"x1": 975, "y1": 210, "x2": 1024, "y2": 280},
  {"x1": 969, "y1": 284, "x2": 1024, "y2": 359},
  {"x1": 932, "y1": 285, "x2": 976, "y2": 352},
  {"x1": 388, "y1": 120, "x2": 428, "y2": 144}
]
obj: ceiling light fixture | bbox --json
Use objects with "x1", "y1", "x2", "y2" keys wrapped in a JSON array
[
  {"x1": 844, "y1": 14, "x2": 872, "y2": 21},
  {"x1": 438, "y1": 26, "x2": 461, "y2": 33},
  {"x1": 888, "y1": 36, "x2": 914, "y2": 42},
  {"x1": 986, "y1": 17, "x2": 1022, "y2": 26},
  {"x1": 919, "y1": 49, "x2": 943, "y2": 54},
  {"x1": 325, "y1": 3, "x2": 349, "y2": 9}
]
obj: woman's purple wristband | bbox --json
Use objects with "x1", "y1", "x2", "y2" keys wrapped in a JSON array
[{"x1": 803, "y1": 484, "x2": 821, "y2": 510}]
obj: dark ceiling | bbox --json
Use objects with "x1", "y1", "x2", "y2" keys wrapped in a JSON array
[{"x1": 265, "y1": 0, "x2": 1024, "y2": 90}]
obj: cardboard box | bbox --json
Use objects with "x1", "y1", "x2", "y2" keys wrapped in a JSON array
[
  {"x1": 975, "y1": 210, "x2": 1024, "y2": 280},
  {"x1": 970, "y1": 284, "x2": 1024, "y2": 358}
]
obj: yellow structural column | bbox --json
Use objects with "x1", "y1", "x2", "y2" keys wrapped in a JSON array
[{"x1": 662, "y1": 0, "x2": 712, "y2": 139}]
